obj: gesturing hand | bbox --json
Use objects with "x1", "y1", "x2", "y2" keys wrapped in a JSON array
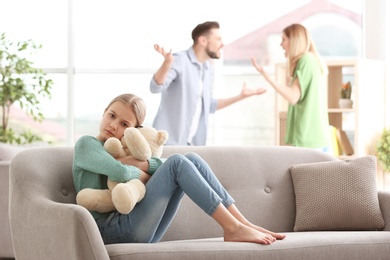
[
  {"x1": 251, "y1": 57, "x2": 265, "y2": 75},
  {"x1": 154, "y1": 44, "x2": 174, "y2": 63},
  {"x1": 240, "y1": 82, "x2": 267, "y2": 98}
]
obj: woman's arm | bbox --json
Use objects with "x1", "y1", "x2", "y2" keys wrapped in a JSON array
[{"x1": 251, "y1": 57, "x2": 301, "y2": 105}]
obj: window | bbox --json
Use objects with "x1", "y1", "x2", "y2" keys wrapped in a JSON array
[{"x1": 0, "y1": 0, "x2": 365, "y2": 146}]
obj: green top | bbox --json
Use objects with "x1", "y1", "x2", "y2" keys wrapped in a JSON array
[
  {"x1": 72, "y1": 135, "x2": 164, "y2": 219},
  {"x1": 285, "y1": 53, "x2": 330, "y2": 148}
]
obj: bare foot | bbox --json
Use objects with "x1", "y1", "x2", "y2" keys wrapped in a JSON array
[
  {"x1": 249, "y1": 224, "x2": 286, "y2": 240},
  {"x1": 224, "y1": 223, "x2": 276, "y2": 245}
]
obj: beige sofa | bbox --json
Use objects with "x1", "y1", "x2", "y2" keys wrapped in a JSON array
[
  {"x1": 8, "y1": 145, "x2": 390, "y2": 260},
  {"x1": 0, "y1": 161, "x2": 14, "y2": 258}
]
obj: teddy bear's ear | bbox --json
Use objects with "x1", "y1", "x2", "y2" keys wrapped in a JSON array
[{"x1": 157, "y1": 130, "x2": 169, "y2": 146}]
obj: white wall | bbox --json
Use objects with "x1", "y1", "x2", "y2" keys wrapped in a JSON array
[{"x1": 364, "y1": 0, "x2": 390, "y2": 125}]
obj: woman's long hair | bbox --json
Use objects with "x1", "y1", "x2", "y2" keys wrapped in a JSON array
[{"x1": 283, "y1": 24, "x2": 328, "y2": 77}]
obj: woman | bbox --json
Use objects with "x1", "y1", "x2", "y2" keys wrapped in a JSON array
[
  {"x1": 73, "y1": 93, "x2": 285, "y2": 245},
  {"x1": 252, "y1": 23, "x2": 331, "y2": 152}
]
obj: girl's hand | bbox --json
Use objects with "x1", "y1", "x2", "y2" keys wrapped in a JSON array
[
  {"x1": 154, "y1": 44, "x2": 174, "y2": 63},
  {"x1": 139, "y1": 170, "x2": 151, "y2": 184},
  {"x1": 118, "y1": 155, "x2": 149, "y2": 172}
]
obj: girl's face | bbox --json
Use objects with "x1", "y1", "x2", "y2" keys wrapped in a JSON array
[
  {"x1": 280, "y1": 32, "x2": 290, "y2": 57},
  {"x1": 97, "y1": 101, "x2": 138, "y2": 142}
]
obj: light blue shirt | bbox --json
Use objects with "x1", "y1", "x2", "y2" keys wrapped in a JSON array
[{"x1": 150, "y1": 47, "x2": 218, "y2": 146}]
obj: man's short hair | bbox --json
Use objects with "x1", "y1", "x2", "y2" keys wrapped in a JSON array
[{"x1": 191, "y1": 21, "x2": 220, "y2": 43}]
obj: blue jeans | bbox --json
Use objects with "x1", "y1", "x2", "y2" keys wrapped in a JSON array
[
  {"x1": 314, "y1": 146, "x2": 332, "y2": 154},
  {"x1": 96, "y1": 152, "x2": 235, "y2": 244}
]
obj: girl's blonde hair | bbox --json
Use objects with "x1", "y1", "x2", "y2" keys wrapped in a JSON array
[
  {"x1": 283, "y1": 23, "x2": 328, "y2": 77},
  {"x1": 105, "y1": 93, "x2": 146, "y2": 127}
]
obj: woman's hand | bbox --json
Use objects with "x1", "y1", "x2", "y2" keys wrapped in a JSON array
[
  {"x1": 251, "y1": 57, "x2": 265, "y2": 75},
  {"x1": 250, "y1": 57, "x2": 301, "y2": 105}
]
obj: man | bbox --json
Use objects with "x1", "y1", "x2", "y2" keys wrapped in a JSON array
[{"x1": 150, "y1": 21, "x2": 266, "y2": 146}]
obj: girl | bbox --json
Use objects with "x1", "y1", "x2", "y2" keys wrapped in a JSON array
[
  {"x1": 252, "y1": 23, "x2": 331, "y2": 152},
  {"x1": 73, "y1": 93, "x2": 285, "y2": 245}
]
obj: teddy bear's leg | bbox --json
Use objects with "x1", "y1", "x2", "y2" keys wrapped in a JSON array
[
  {"x1": 107, "y1": 179, "x2": 118, "y2": 191},
  {"x1": 76, "y1": 189, "x2": 116, "y2": 213},
  {"x1": 111, "y1": 179, "x2": 146, "y2": 214}
]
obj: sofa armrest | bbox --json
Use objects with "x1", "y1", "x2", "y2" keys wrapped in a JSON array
[
  {"x1": 9, "y1": 189, "x2": 110, "y2": 260},
  {"x1": 8, "y1": 147, "x2": 110, "y2": 260},
  {"x1": 378, "y1": 190, "x2": 390, "y2": 231},
  {"x1": 0, "y1": 161, "x2": 13, "y2": 258}
]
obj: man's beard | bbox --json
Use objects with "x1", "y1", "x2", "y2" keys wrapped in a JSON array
[{"x1": 206, "y1": 48, "x2": 220, "y2": 59}]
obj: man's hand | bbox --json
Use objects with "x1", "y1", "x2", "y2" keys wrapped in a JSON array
[
  {"x1": 240, "y1": 82, "x2": 267, "y2": 98},
  {"x1": 154, "y1": 44, "x2": 174, "y2": 63}
]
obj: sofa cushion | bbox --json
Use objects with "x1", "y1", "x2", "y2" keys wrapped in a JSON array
[{"x1": 290, "y1": 156, "x2": 385, "y2": 232}]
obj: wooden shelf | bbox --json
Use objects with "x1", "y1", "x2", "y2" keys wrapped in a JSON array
[
  {"x1": 327, "y1": 108, "x2": 355, "y2": 113},
  {"x1": 275, "y1": 58, "x2": 385, "y2": 159}
]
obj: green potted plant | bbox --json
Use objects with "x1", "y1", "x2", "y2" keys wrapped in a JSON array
[
  {"x1": 338, "y1": 81, "x2": 353, "y2": 108},
  {"x1": 377, "y1": 128, "x2": 390, "y2": 171},
  {"x1": 0, "y1": 32, "x2": 54, "y2": 144}
]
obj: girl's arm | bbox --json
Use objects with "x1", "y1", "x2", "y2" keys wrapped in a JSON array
[
  {"x1": 139, "y1": 171, "x2": 151, "y2": 184},
  {"x1": 117, "y1": 156, "x2": 148, "y2": 172},
  {"x1": 118, "y1": 155, "x2": 164, "y2": 176},
  {"x1": 74, "y1": 136, "x2": 141, "y2": 183}
]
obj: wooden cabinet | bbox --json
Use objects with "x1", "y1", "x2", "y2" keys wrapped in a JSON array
[{"x1": 275, "y1": 58, "x2": 385, "y2": 159}]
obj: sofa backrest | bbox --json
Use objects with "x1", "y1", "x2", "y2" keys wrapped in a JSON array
[
  {"x1": 160, "y1": 146, "x2": 336, "y2": 241},
  {"x1": 9, "y1": 145, "x2": 336, "y2": 249}
]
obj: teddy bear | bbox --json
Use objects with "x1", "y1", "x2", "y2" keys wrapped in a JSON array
[{"x1": 76, "y1": 126, "x2": 169, "y2": 214}]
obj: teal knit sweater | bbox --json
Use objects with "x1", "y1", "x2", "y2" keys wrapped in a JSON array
[{"x1": 72, "y1": 135, "x2": 163, "y2": 219}]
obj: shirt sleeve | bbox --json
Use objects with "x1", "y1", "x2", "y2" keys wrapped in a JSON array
[
  {"x1": 150, "y1": 53, "x2": 181, "y2": 93},
  {"x1": 294, "y1": 54, "x2": 315, "y2": 103},
  {"x1": 74, "y1": 136, "x2": 141, "y2": 183},
  {"x1": 147, "y1": 157, "x2": 164, "y2": 175},
  {"x1": 210, "y1": 98, "x2": 218, "y2": 113}
]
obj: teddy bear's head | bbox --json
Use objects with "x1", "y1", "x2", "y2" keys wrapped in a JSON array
[
  {"x1": 104, "y1": 126, "x2": 168, "y2": 161},
  {"x1": 124, "y1": 126, "x2": 169, "y2": 160}
]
